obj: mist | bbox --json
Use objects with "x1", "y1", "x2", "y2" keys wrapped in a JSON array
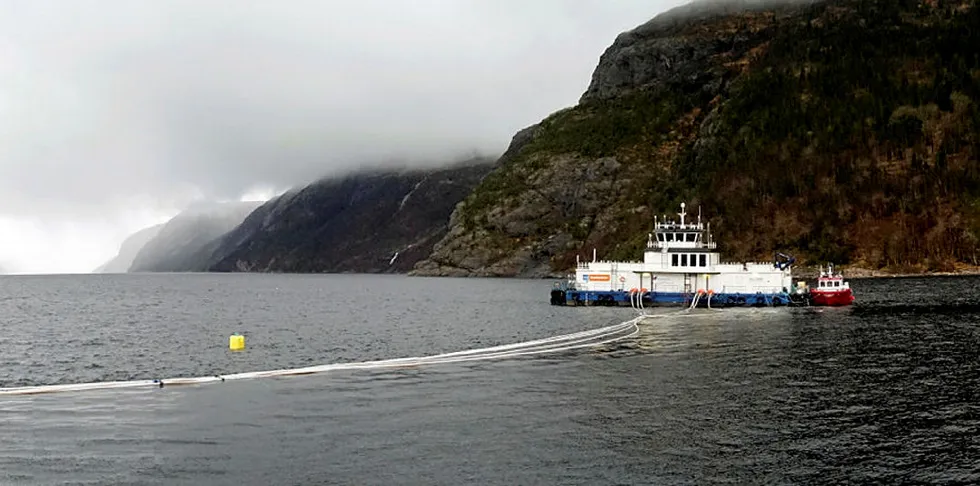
[{"x1": 0, "y1": 0, "x2": 693, "y2": 274}]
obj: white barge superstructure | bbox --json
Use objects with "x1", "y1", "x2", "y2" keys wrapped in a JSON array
[{"x1": 550, "y1": 203, "x2": 799, "y2": 307}]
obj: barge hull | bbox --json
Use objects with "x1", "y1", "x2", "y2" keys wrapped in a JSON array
[{"x1": 551, "y1": 290, "x2": 798, "y2": 307}]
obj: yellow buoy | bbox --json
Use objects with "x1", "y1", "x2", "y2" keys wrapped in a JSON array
[{"x1": 229, "y1": 333, "x2": 245, "y2": 351}]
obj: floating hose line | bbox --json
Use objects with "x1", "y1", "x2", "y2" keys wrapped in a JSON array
[
  {"x1": 0, "y1": 314, "x2": 665, "y2": 397},
  {"x1": 688, "y1": 291, "x2": 702, "y2": 310}
]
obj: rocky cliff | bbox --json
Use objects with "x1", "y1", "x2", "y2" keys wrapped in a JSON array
[
  {"x1": 129, "y1": 201, "x2": 263, "y2": 272},
  {"x1": 412, "y1": 0, "x2": 980, "y2": 277},
  {"x1": 94, "y1": 223, "x2": 164, "y2": 273},
  {"x1": 193, "y1": 159, "x2": 494, "y2": 273}
]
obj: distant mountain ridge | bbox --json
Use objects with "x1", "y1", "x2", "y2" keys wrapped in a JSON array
[
  {"x1": 104, "y1": 158, "x2": 495, "y2": 274},
  {"x1": 197, "y1": 158, "x2": 495, "y2": 273},
  {"x1": 128, "y1": 201, "x2": 263, "y2": 272},
  {"x1": 94, "y1": 223, "x2": 164, "y2": 273}
]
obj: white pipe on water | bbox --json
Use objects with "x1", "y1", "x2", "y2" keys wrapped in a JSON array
[{"x1": 0, "y1": 313, "x2": 676, "y2": 397}]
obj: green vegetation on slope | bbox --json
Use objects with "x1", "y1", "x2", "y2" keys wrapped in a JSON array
[
  {"x1": 679, "y1": 0, "x2": 980, "y2": 270},
  {"x1": 446, "y1": 0, "x2": 980, "y2": 275},
  {"x1": 460, "y1": 89, "x2": 701, "y2": 228}
]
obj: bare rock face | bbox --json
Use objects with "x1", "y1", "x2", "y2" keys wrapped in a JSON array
[
  {"x1": 412, "y1": 150, "x2": 634, "y2": 278},
  {"x1": 580, "y1": 0, "x2": 810, "y2": 102}
]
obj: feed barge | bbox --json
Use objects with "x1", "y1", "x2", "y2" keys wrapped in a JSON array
[{"x1": 550, "y1": 203, "x2": 805, "y2": 308}]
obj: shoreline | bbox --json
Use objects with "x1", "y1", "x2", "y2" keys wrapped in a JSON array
[
  {"x1": 3, "y1": 267, "x2": 980, "y2": 280},
  {"x1": 541, "y1": 265, "x2": 980, "y2": 281},
  {"x1": 792, "y1": 266, "x2": 980, "y2": 280}
]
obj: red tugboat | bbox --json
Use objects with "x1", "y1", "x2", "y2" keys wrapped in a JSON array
[{"x1": 810, "y1": 263, "x2": 855, "y2": 306}]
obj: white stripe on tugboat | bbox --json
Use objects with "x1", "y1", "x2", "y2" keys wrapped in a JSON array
[{"x1": 549, "y1": 203, "x2": 854, "y2": 308}]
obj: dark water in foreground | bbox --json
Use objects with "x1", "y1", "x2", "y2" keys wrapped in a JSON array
[{"x1": 1, "y1": 274, "x2": 979, "y2": 485}]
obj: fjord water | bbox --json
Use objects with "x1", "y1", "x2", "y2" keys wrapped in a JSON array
[{"x1": 1, "y1": 274, "x2": 979, "y2": 484}]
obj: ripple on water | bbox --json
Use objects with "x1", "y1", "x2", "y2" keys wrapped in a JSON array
[{"x1": 0, "y1": 274, "x2": 979, "y2": 484}]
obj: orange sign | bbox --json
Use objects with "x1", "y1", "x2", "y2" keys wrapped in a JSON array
[{"x1": 587, "y1": 274, "x2": 611, "y2": 282}]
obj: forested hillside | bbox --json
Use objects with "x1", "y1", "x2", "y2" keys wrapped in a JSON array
[{"x1": 413, "y1": 0, "x2": 980, "y2": 277}]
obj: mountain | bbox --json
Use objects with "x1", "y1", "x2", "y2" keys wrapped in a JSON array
[
  {"x1": 129, "y1": 201, "x2": 263, "y2": 272},
  {"x1": 93, "y1": 224, "x2": 165, "y2": 273},
  {"x1": 186, "y1": 158, "x2": 495, "y2": 273},
  {"x1": 412, "y1": 0, "x2": 980, "y2": 277}
]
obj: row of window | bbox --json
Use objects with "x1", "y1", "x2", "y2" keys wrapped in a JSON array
[
  {"x1": 671, "y1": 253, "x2": 708, "y2": 267},
  {"x1": 657, "y1": 232, "x2": 699, "y2": 243}
]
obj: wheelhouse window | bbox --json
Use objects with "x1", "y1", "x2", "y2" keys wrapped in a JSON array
[
  {"x1": 681, "y1": 254, "x2": 688, "y2": 266},
  {"x1": 672, "y1": 254, "x2": 678, "y2": 266},
  {"x1": 699, "y1": 254, "x2": 706, "y2": 267}
]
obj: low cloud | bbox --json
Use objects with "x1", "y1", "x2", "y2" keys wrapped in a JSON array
[{"x1": 0, "y1": 0, "x2": 691, "y2": 272}]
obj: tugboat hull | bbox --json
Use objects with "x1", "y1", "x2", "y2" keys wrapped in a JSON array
[{"x1": 810, "y1": 290, "x2": 854, "y2": 306}]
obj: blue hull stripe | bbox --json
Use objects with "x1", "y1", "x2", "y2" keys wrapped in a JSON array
[{"x1": 563, "y1": 290, "x2": 794, "y2": 307}]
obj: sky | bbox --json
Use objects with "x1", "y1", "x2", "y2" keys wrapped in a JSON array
[{"x1": 0, "y1": 0, "x2": 692, "y2": 274}]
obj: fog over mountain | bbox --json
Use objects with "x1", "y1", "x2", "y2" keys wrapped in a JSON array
[
  {"x1": 128, "y1": 201, "x2": 263, "y2": 272},
  {"x1": 0, "y1": 0, "x2": 698, "y2": 273},
  {"x1": 93, "y1": 224, "x2": 165, "y2": 273}
]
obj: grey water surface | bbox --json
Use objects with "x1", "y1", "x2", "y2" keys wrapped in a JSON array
[{"x1": 1, "y1": 273, "x2": 979, "y2": 485}]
